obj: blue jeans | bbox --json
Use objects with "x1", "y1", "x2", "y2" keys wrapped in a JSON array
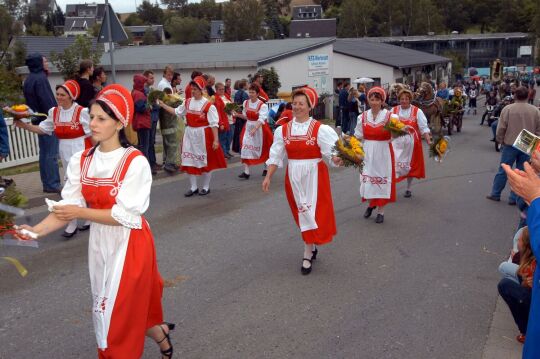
[
  {"x1": 340, "y1": 108, "x2": 349, "y2": 134},
  {"x1": 498, "y1": 278, "x2": 532, "y2": 334},
  {"x1": 490, "y1": 145, "x2": 529, "y2": 201},
  {"x1": 38, "y1": 134, "x2": 61, "y2": 191},
  {"x1": 498, "y1": 261, "x2": 519, "y2": 284},
  {"x1": 349, "y1": 112, "x2": 359, "y2": 135},
  {"x1": 137, "y1": 128, "x2": 151, "y2": 160},
  {"x1": 491, "y1": 120, "x2": 498, "y2": 139},
  {"x1": 148, "y1": 119, "x2": 158, "y2": 167}
]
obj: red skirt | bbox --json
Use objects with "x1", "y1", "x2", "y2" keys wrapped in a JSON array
[
  {"x1": 363, "y1": 143, "x2": 397, "y2": 207},
  {"x1": 284, "y1": 161, "x2": 336, "y2": 245},
  {"x1": 181, "y1": 127, "x2": 227, "y2": 175},
  {"x1": 98, "y1": 220, "x2": 163, "y2": 359},
  {"x1": 396, "y1": 128, "x2": 425, "y2": 182},
  {"x1": 240, "y1": 122, "x2": 273, "y2": 166}
]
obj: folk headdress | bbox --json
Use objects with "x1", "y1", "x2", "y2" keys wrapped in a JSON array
[
  {"x1": 95, "y1": 84, "x2": 134, "y2": 127},
  {"x1": 191, "y1": 76, "x2": 207, "y2": 91},
  {"x1": 58, "y1": 79, "x2": 80, "y2": 100},
  {"x1": 367, "y1": 86, "x2": 387, "y2": 102},
  {"x1": 296, "y1": 86, "x2": 318, "y2": 108}
]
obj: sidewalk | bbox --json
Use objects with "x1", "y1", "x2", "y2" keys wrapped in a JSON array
[{"x1": 482, "y1": 297, "x2": 523, "y2": 359}]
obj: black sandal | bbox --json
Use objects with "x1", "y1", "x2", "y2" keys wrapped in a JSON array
[
  {"x1": 157, "y1": 322, "x2": 175, "y2": 358},
  {"x1": 301, "y1": 258, "x2": 312, "y2": 275}
]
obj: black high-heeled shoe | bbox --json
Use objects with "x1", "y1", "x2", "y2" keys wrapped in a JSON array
[
  {"x1": 157, "y1": 322, "x2": 175, "y2": 358},
  {"x1": 311, "y1": 248, "x2": 318, "y2": 260},
  {"x1": 238, "y1": 172, "x2": 250, "y2": 179},
  {"x1": 364, "y1": 206, "x2": 375, "y2": 218}
]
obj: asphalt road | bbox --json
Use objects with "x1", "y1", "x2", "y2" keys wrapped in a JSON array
[{"x1": 0, "y1": 109, "x2": 519, "y2": 359}]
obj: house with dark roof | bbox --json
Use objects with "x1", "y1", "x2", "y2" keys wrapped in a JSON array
[
  {"x1": 125, "y1": 25, "x2": 165, "y2": 46},
  {"x1": 292, "y1": 5, "x2": 322, "y2": 20},
  {"x1": 210, "y1": 20, "x2": 225, "y2": 43},
  {"x1": 289, "y1": 4, "x2": 336, "y2": 39},
  {"x1": 9, "y1": 35, "x2": 99, "y2": 60},
  {"x1": 66, "y1": 3, "x2": 106, "y2": 22},
  {"x1": 64, "y1": 17, "x2": 96, "y2": 36}
]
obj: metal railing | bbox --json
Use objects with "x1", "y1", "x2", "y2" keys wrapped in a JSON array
[{"x1": 1, "y1": 117, "x2": 39, "y2": 169}]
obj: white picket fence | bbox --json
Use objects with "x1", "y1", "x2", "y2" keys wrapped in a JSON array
[{"x1": 0, "y1": 117, "x2": 40, "y2": 169}]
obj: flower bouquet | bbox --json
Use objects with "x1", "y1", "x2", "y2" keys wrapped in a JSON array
[
  {"x1": 224, "y1": 102, "x2": 241, "y2": 115},
  {"x1": 384, "y1": 114, "x2": 408, "y2": 137},
  {"x1": 163, "y1": 93, "x2": 183, "y2": 107},
  {"x1": 334, "y1": 136, "x2": 365, "y2": 170},
  {"x1": 4, "y1": 104, "x2": 47, "y2": 120},
  {"x1": 429, "y1": 136, "x2": 450, "y2": 162}
]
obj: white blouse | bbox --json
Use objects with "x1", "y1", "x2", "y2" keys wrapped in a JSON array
[
  {"x1": 394, "y1": 106, "x2": 430, "y2": 134},
  {"x1": 243, "y1": 99, "x2": 269, "y2": 124},
  {"x1": 175, "y1": 97, "x2": 219, "y2": 128},
  {"x1": 57, "y1": 146, "x2": 152, "y2": 229},
  {"x1": 266, "y1": 118, "x2": 338, "y2": 168},
  {"x1": 354, "y1": 108, "x2": 389, "y2": 139},
  {"x1": 39, "y1": 103, "x2": 91, "y2": 137}
]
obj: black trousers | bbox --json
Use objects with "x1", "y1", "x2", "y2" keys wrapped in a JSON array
[{"x1": 498, "y1": 278, "x2": 532, "y2": 334}]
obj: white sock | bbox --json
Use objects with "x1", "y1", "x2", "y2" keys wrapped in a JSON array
[
  {"x1": 65, "y1": 219, "x2": 78, "y2": 234},
  {"x1": 377, "y1": 207, "x2": 384, "y2": 215},
  {"x1": 407, "y1": 178, "x2": 413, "y2": 191},
  {"x1": 202, "y1": 172, "x2": 212, "y2": 190},
  {"x1": 244, "y1": 164, "x2": 250, "y2": 175},
  {"x1": 189, "y1": 175, "x2": 198, "y2": 191}
]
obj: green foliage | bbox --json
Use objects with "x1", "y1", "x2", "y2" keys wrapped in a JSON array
[
  {"x1": 50, "y1": 35, "x2": 104, "y2": 80},
  {"x1": 443, "y1": 51, "x2": 465, "y2": 80},
  {"x1": 0, "y1": 65, "x2": 24, "y2": 104},
  {"x1": 88, "y1": 22, "x2": 101, "y2": 37},
  {"x1": 0, "y1": 179, "x2": 27, "y2": 228},
  {"x1": 494, "y1": 0, "x2": 535, "y2": 33},
  {"x1": 338, "y1": 0, "x2": 375, "y2": 37},
  {"x1": 0, "y1": 5, "x2": 14, "y2": 52},
  {"x1": 279, "y1": 16, "x2": 291, "y2": 37},
  {"x1": 324, "y1": 5, "x2": 340, "y2": 19},
  {"x1": 137, "y1": 0, "x2": 164, "y2": 24},
  {"x1": 124, "y1": 13, "x2": 144, "y2": 26},
  {"x1": 11, "y1": 41, "x2": 26, "y2": 68},
  {"x1": 160, "y1": 0, "x2": 188, "y2": 11},
  {"x1": 142, "y1": 27, "x2": 158, "y2": 45},
  {"x1": 223, "y1": 0, "x2": 264, "y2": 41},
  {"x1": 26, "y1": 23, "x2": 52, "y2": 36},
  {"x1": 180, "y1": 0, "x2": 222, "y2": 20},
  {"x1": 165, "y1": 16, "x2": 209, "y2": 44},
  {"x1": 258, "y1": 67, "x2": 281, "y2": 98}
]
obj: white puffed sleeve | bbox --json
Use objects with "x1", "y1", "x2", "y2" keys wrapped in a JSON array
[
  {"x1": 111, "y1": 156, "x2": 152, "y2": 229},
  {"x1": 242, "y1": 100, "x2": 248, "y2": 117},
  {"x1": 80, "y1": 108, "x2": 92, "y2": 136},
  {"x1": 258, "y1": 103, "x2": 269, "y2": 124},
  {"x1": 38, "y1": 108, "x2": 55, "y2": 135},
  {"x1": 354, "y1": 113, "x2": 364, "y2": 139},
  {"x1": 174, "y1": 102, "x2": 187, "y2": 117},
  {"x1": 317, "y1": 124, "x2": 339, "y2": 162},
  {"x1": 207, "y1": 104, "x2": 219, "y2": 127},
  {"x1": 416, "y1": 108, "x2": 431, "y2": 134},
  {"x1": 47, "y1": 150, "x2": 86, "y2": 210},
  {"x1": 266, "y1": 126, "x2": 286, "y2": 167}
]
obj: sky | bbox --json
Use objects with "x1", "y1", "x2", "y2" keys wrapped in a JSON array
[{"x1": 54, "y1": 0, "x2": 226, "y2": 14}]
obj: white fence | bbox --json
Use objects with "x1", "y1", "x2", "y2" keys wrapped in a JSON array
[{"x1": 1, "y1": 117, "x2": 39, "y2": 169}]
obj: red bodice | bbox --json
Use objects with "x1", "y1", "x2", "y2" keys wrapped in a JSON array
[
  {"x1": 185, "y1": 98, "x2": 212, "y2": 128},
  {"x1": 80, "y1": 147, "x2": 142, "y2": 210},
  {"x1": 392, "y1": 106, "x2": 420, "y2": 132},
  {"x1": 244, "y1": 100, "x2": 263, "y2": 121},
  {"x1": 362, "y1": 111, "x2": 391, "y2": 141},
  {"x1": 283, "y1": 120, "x2": 322, "y2": 160},
  {"x1": 53, "y1": 105, "x2": 86, "y2": 139}
]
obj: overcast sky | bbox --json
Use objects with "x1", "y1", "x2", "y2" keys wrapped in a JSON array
[{"x1": 54, "y1": 0, "x2": 225, "y2": 14}]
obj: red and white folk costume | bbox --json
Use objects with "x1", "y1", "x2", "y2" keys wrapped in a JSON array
[
  {"x1": 390, "y1": 105, "x2": 430, "y2": 181},
  {"x1": 240, "y1": 98, "x2": 273, "y2": 166},
  {"x1": 53, "y1": 85, "x2": 164, "y2": 357},
  {"x1": 267, "y1": 90, "x2": 338, "y2": 245},
  {"x1": 354, "y1": 99, "x2": 396, "y2": 208}
]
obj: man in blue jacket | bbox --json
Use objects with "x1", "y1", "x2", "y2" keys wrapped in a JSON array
[
  {"x1": 23, "y1": 53, "x2": 61, "y2": 193},
  {"x1": 0, "y1": 111, "x2": 9, "y2": 160}
]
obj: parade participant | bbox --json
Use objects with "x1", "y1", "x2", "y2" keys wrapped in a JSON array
[
  {"x1": 235, "y1": 83, "x2": 273, "y2": 179},
  {"x1": 354, "y1": 86, "x2": 396, "y2": 224},
  {"x1": 7, "y1": 80, "x2": 92, "y2": 238},
  {"x1": 391, "y1": 89, "x2": 432, "y2": 198},
  {"x1": 275, "y1": 103, "x2": 293, "y2": 127},
  {"x1": 214, "y1": 82, "x2": 233, "y2": 158},
  {"x1": 184, "y1": 70, "x2": 202, "y2": 100},
  {"x1": 251, "y1": 73, "x2": 269, "y2": 103},
  {"x1": 159, "y1": 76, "x2": 227, "y2": 196},
  {"x1": 263, "y1": 86, "x2": 340, "y2": 275},
  {"x1": 15, "y1": 84, "x2": 174, "y2": 358}
]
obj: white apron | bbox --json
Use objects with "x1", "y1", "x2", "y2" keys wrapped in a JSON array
[
  {"x1": 288, "y1": 158, "x2": 319, "y2": 231},
  {"x1": 391, "y1": 133, "x2": 414, "y2": 179},
  {"x1": 181, "y1": 126, "x2": 208, "y2": 168},
  {"x1": 59, "y1": 137, "x2": 86, "y2": 177},
  {"x1": 241, "y1": 121, "x2": 263, "y2": 159},
  {"x1": 360, "y1": 139, "x2": 393, "y2": 199}
]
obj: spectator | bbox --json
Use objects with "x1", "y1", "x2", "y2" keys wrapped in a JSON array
[
  {"x1": 487, "y1": 86, "x2": 540, "y2": 204},
  {"x1": 358, "y1": 84, "x2": 367, "y2": 112},
  {"x1": 251, "y1": 73, "x2": 269, "y2": 103},
  {"x1": 171, "y1": 72, "x2": 181, "y2": 94},
  {"x1": 348, "y1": 87, "x2": 360, "y2": 135},
  {"x1": 0, "y1": 111, "x2": 9, "y2": 160},
  {"x1": 339, "y1": 82, "x2": 350, "y2": 133},
  {"x1": 232, "y1": 79, "x2": 249, "y2": 153},
  {"x1": 334, "y1": 81, "x2": 343, "y2": 125},
  {"x1": 185, "y1": 70, "x2": 202, "y2": 99},
  {"x1": 529, "y1": 86, "x2": 536, "y2": 105},
  {"x1": 157, "y1": 65, "x2": 174, "y2": 91},
  {"x1": 205, "y1": 75, "x2": 216, "y2": 97},
  {"x1": 75, "y1": 59, "x2": 96, "y2": 107},
  {"x1": 225, "y1": 78, "x2": 232, "y2": 99},
  {"x1": 498, "y1": 226, "x2": 536, "y2": 344},
  {"x1": 436, "y1": 82, "x2": 450, "y2": 100},
  {"x1": 23, "y1": 53, "x2": 61, "y2": 193},
  {"x1": 143, "y1": 70, "x2": 160, "y2": 174},
  {"x1": 132, "y1": 74, "x2": 152, "y2": 160},
  {"x1": 90, "y1": 66, "x2": 106, "y2": 93},
  {"x1": 214, "y1": 82, "x2": 232, "y2": 158}
]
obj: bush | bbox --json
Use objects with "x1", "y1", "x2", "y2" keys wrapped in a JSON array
[{"x1": 258, "y1": 67, "x2": 281, "y2": 98}]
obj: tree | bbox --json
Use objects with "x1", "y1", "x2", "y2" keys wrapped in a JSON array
[
  {"x1": 137, "y1": 0, "x2": 164, "y2": 24},
  {"x1": 443, "y1": 50, "x2": 465, "y2": 81},
  {"x1": 52, "y1": 5, "x2": 65, "y2": 27},
  {"x1": 223, "y1": 0, "x2": 264, "y2": 41},
  {"x1": 124, "y1": 13, "x2": 144, "y2": 26},
  {"x1": 262, "y1": 0, "x2": 284, "y2": 39},
  {"x1": 314, "y1": 0, "x2": 343, "y2": 11},
  {"x1": 0, "y1": 65, "x2": 24, "y2": 104},
  {"x1": 324, "y1": 5, "x2": 340, "y2": 19},
  {"x1": 494, "y1": 0, "x2": 535, "y2": 33},
  {"x1": 0, "y1": 5, "x2": 14, "y2": 52},
  {"x1": 142, "y1": 27, "x2": 158, "y2": 45},
  {"x1": 165, "y1": 16, "x2": 209, "y2": 44},
  {"x1": 433, "y1": 0, "x2": 469, "y2": 33},
  {"x1": 338, "y1": 0, "x2": 375, "y2": 38},
  {"x1": 11, "y1": 40, "x2": 26, "y2": 68},
  {"x1": 160, "y1": 0, "x2": 187, "y2": 11},
  {"x1": 258, "y1": 67, "x2": 281, "y2": 98},
  {"x1": 50, "y1": 35, "x2": 103, "y2": 80},
  {"x1": 26, "y1": 23, "x2": 52, "y2": 36}
]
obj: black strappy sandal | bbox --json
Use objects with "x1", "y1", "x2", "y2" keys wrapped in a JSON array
[{"x1": 157, "y1": 322, "x2": 175, "y2": 358}]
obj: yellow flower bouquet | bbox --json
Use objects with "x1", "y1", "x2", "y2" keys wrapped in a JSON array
[
  {"x1": 4, "y1": 104, "x2": 47, "y2": 119},
  {"x1": 384, "y1": 114, "x2": 408, "y2": 137},
  {"x1": 429, "y1": 136, "x2": 450, "y2": 162},
  {"x1": 334, "y1": 135, "x2": 364, "y2": 170}
]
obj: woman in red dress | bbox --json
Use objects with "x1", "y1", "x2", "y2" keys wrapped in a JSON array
[
  {"x1": 263, "y1": 86, "x2": 340, "y2": 275},
  {"x1": 16, "y1": 84, "x2": 174, "y2": 358},
  {"x1": 235, "y1": 83, "x2": 273, "y2": 179}
]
